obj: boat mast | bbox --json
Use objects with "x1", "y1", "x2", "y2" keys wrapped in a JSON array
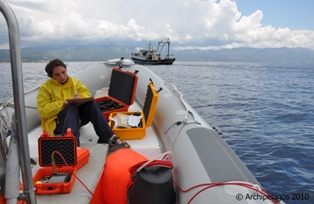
[
  {"x1": 0, "y1": 1, "x2": 37, "y2": 203},
  {"x1": 156, "y1": 38, "x2": 171, "y2": 59},
  {"x1": 166, "y1": 38, "x2": 170, "y2": 59}
]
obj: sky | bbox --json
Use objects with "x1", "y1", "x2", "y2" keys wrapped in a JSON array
[{"x1": 1, "y1": 0, "x2": 314, "y2": 50}]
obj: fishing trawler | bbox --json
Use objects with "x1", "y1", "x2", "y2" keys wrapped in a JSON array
[{"x1": 130, "y1": 39, "x2": 175, "y2": 65}]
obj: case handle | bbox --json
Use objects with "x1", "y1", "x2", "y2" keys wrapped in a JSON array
[
  {"x1": 157, "y1": 87, "x2": 163, "y2": 93},
  {"x1": 41, "y1": 130, "x2": 51, "y2": 138},
  {"x1": 36, "y1": 187, "x2": 60, "y2": 194},
  {"x1": 40, "y1": 129, "x2": 75, "y2": 138},
  {"x1": 64, "y1": 128, "x2": 75, "y2": 138}
]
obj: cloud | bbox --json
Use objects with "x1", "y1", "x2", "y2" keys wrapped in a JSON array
[{"x1": 1, "y1": 0, "x2": 314, "y2": 50}]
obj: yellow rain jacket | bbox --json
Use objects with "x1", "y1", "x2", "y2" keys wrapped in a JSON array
[{"x1": 37, "y1": 76, "x2": 92, "y2": 135}]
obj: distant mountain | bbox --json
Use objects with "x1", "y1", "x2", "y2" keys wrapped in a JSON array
[
  {"x1": 179, "y1": 47, "x2": 314, "y2": 64},
  {"x1": 1, "y1": 45, "x2": 314, "y2": 64},
  {"x1": 0, "y1": 44, "x2": 132, "y2": 62}
]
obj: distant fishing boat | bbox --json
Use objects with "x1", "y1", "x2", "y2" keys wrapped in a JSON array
[{"x1": 131, "y1": 38, "x2": 175, "y2": 65}]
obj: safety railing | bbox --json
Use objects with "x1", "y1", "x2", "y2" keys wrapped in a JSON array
[{"x1": 0, "y1": 0, "x2": 37, "y2": 203}]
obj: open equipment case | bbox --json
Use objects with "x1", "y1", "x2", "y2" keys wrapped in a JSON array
[
  {"x1": 108, "y1": 80, "x2": 161, "y2": 140},
  {"x1": 95, "y1": 68, "x2": 139, "y2": 120},
  {"x1": 33, "y1": 129, "x2": 90, "y2": 194}
]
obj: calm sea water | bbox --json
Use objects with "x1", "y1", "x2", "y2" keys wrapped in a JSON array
[{"x1": 1, "y1": 61, "x2": 314, "y2": 203}]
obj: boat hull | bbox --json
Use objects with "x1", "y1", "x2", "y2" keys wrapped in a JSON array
[
  {"x1": 128, "y1": 65, "x2": 271, "y2": 204},
  {"x1": 131, "y1": 57, "x2": 175, "y2": 65}
]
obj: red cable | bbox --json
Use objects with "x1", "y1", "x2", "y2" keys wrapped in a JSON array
[
  {"x1": 53, "y1": 151, "x2": 103, "y2": 204},
  {"x1": 173, "y1": 180, "x2": 280, "y2": 204},
  {"x1": 53, "y1": 152, "x2": 279, "y2": 204}
]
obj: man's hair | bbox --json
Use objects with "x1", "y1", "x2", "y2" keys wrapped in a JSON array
[{"x1": 45, "y1": 59, "x2": 67, "y2": 77}]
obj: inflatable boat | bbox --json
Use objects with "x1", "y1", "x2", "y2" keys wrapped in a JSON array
[{"x1": 0, "y1": 1, "x2": 283, "y2": 203}]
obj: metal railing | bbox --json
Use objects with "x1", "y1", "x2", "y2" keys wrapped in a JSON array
[{"x1": 0, "y1": 0, "x2": 37, "y2": 203}]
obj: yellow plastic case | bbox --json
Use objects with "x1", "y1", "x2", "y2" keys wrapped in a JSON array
[{"x1": 109, "y1": 81, "x2": 160, "y2": 140}]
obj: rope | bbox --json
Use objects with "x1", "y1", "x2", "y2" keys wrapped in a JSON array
[
  {"x1": 0, "y1": 106, "x2": 10, "y2": 154},
  {"x1": 0, "y1": 101, "x2": 14, "y2": 154},
  {"x1": 129, "y1": 151, "x2": 172, "y2": 178},
  {"x1": 24, "y1": 105, "x2": 38, "y2": 109},
  {"x1": 1, "y1": 100, "x2": 37, "y2": 154},
  {"x1": 164, "y1": 82, "x2": 200, "y2": 125},
  {"x1": 0, "y1": 101, "x2": 37, "y2": 109}
]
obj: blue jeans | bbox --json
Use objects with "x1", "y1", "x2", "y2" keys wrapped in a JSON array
[{"x1": 54, "y1": 101, "x2": 114, "y2": 146}]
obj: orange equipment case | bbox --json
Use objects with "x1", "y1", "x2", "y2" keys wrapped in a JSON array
[
  {"x1": 95, "y1": 68, "x2": 139, "y2": 120},
  {"x1": 76, "y1": 147, "x2": 90, "y2": 170},
  {"x1": 33, "y1": 129, "x2": 90, "y2": 194},
  {"x1": 109, "y1": 80, "x2": 161, "y2": 140},
  {"x1": 33, "y1": 167, "x2": 77, "y2": 195},
  {"x1": 38, "y1": 129, "x2": 77, "y2": 167}
]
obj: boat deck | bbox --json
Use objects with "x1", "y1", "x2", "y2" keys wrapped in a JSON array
[
  {"x1": 29, "y1": 143, "x2": 107, "y2": 204},
  {"x1": 26, "y1": 87, "x2": 162, "y2": 203}
]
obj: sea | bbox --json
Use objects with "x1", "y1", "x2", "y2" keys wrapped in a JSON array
[{"x1": 1, "y1": 61, "x2": 313, "y2": 204}]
